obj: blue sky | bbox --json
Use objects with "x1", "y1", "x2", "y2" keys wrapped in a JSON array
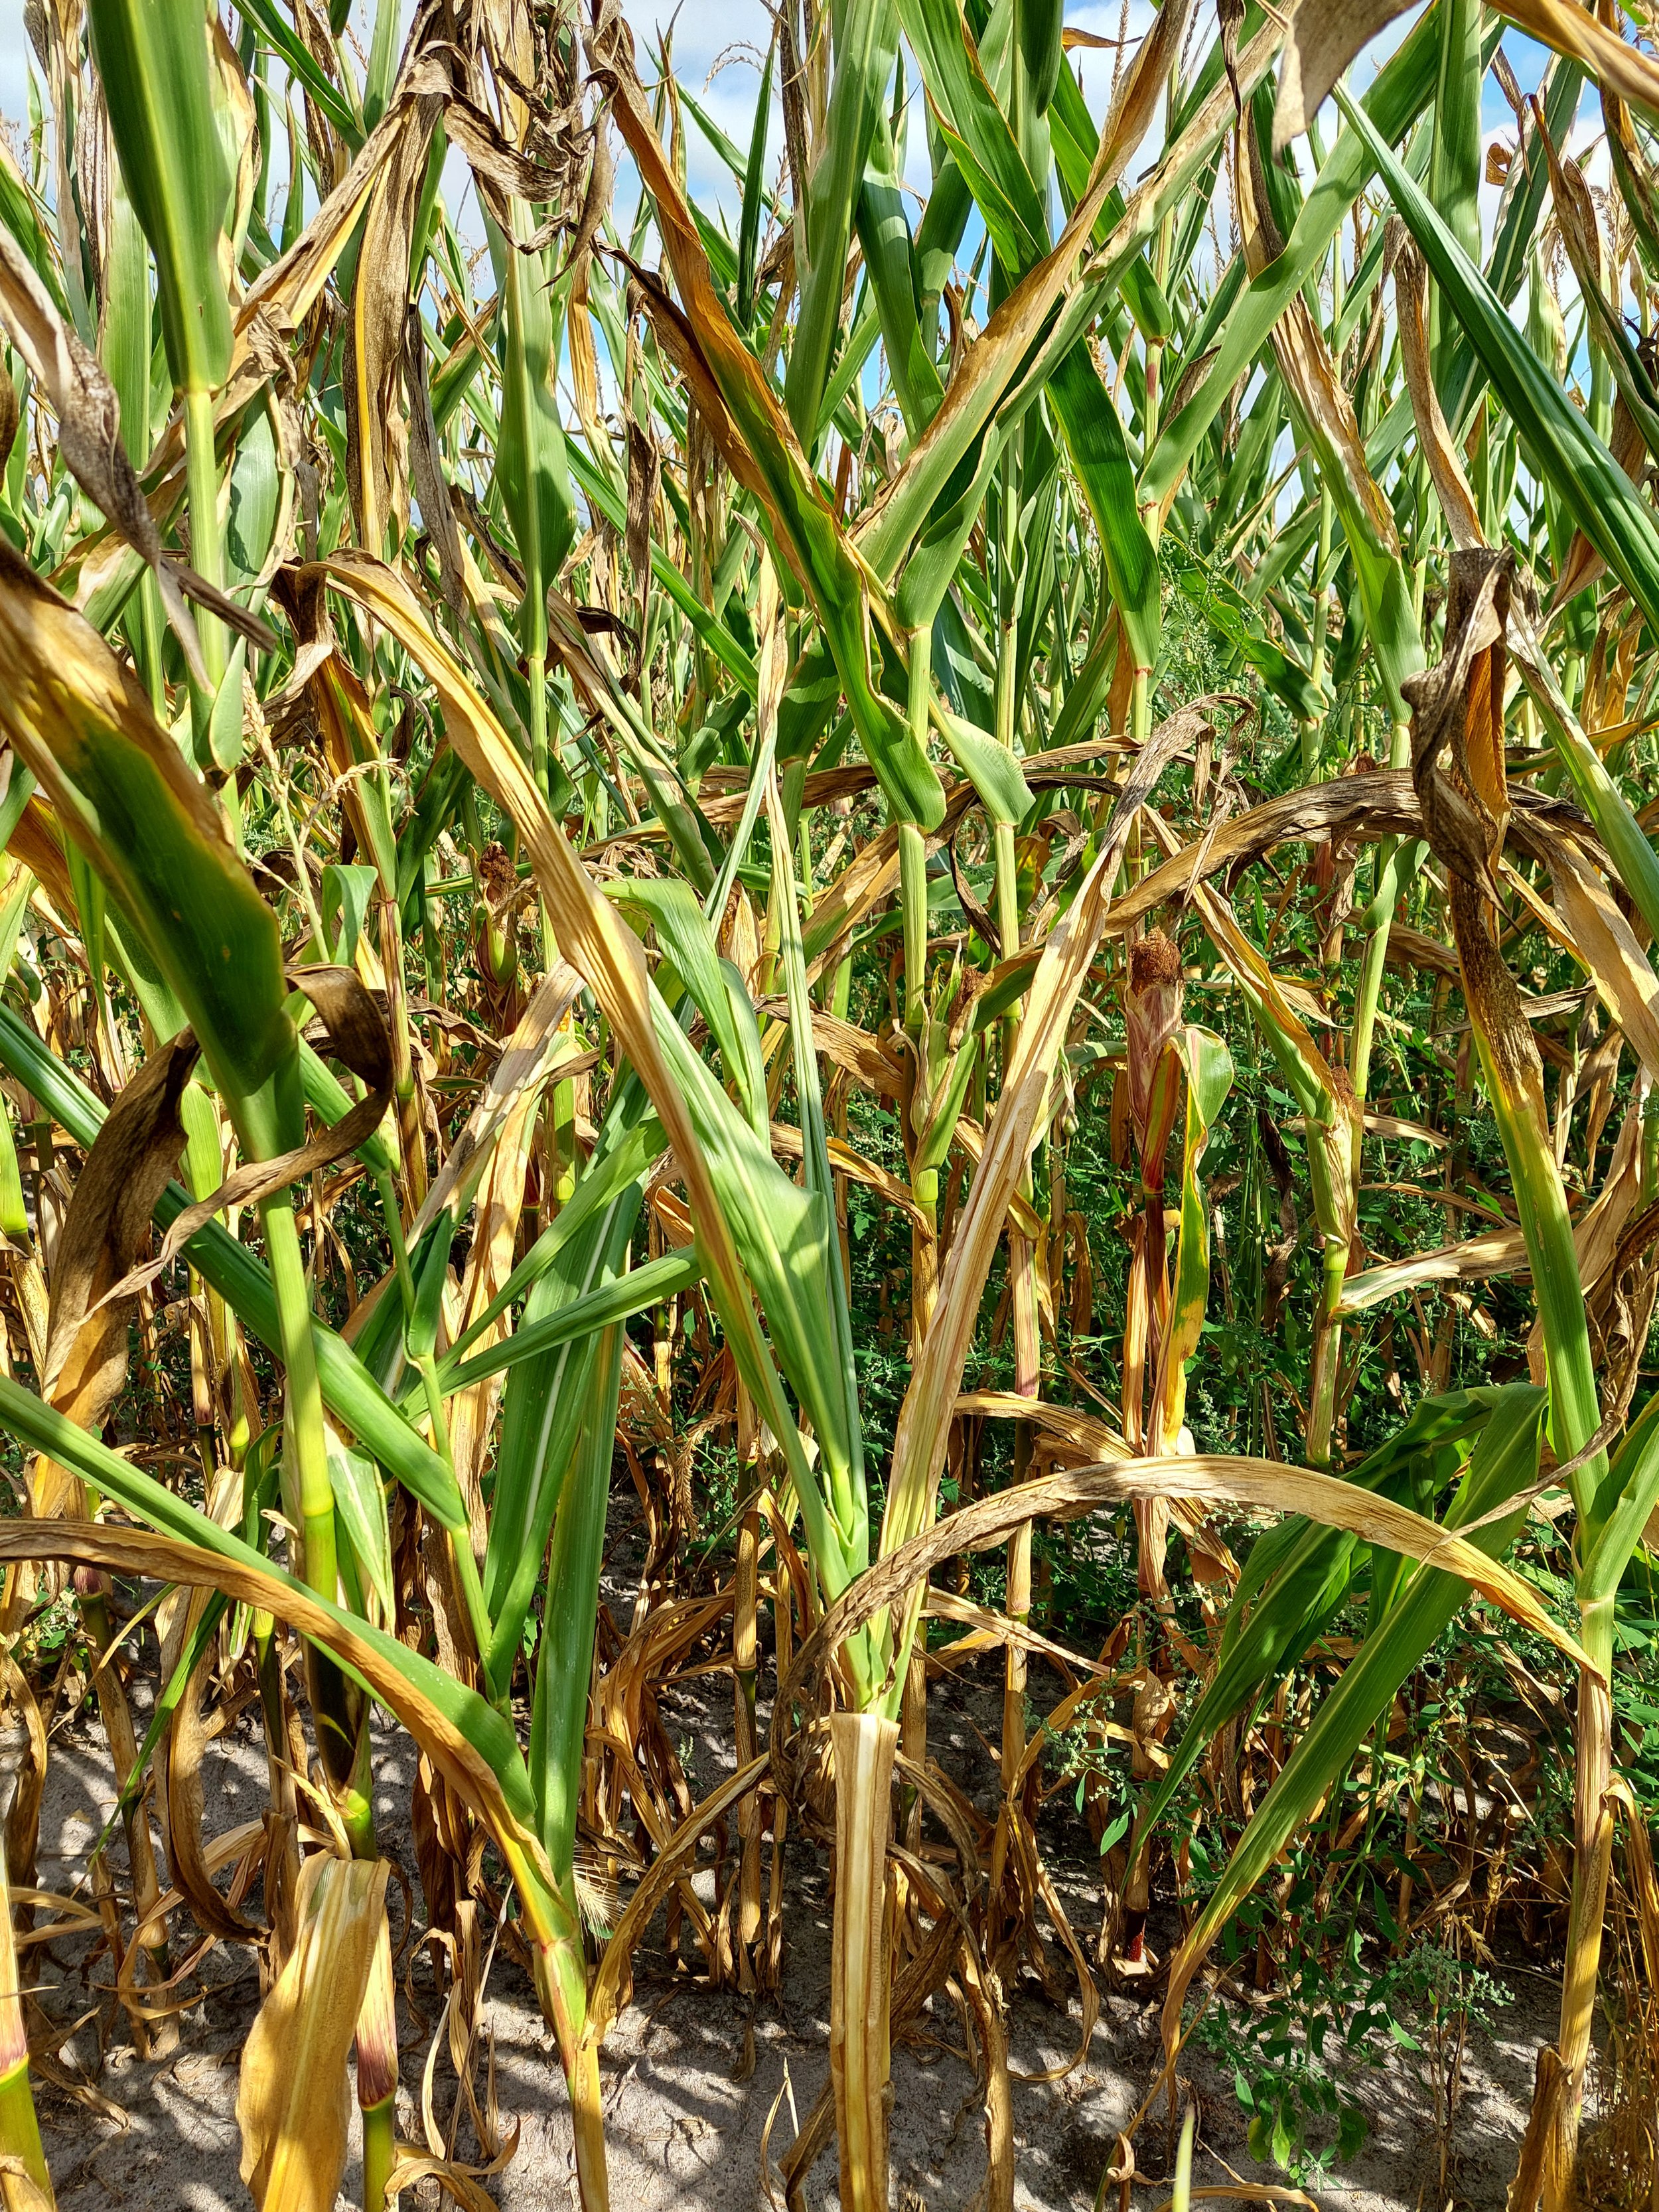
[
  {"x1": 0, "y1": 0, "x2": 1589, "y2": 326},
  {"x1": 0, "y1": 0, "x2": 1572, "y2": 213}
]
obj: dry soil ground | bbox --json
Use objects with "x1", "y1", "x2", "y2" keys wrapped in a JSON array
[{"x1": 17, "y1": 1645, "x2": 1565, "y2": 2212}]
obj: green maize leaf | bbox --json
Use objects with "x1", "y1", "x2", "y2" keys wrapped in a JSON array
[
  {"x1": 1137, "y1": 1390, "x2": 1502, "y2": 1849},
  {"x1": 678, "y1": 82, "x2": 755, "y2": 186},
  {"x1": 1017, "y1": 0, "x2": 1063, "y2": 117},
  {"x1": 1441, "y1": 56, "x2": 1582, "y2": 437},
  {"x1": 362, "y1": 0, "x2": 401, "y2": 133},
  {"x1": 1048, "y1": 341, "x2": 1160, "y2": 674},
  {"x1": 1173, "y1": 541, "x2": 1323, "y2": 718},
  {"x1": 443, "y1": 1116, "x2": 670, "y2": 1367},
  {"x1": 0, "y1": 545, "x2": 297, "y2": 1158},
  {"x1": 1431, "y1": 0, "x2": 1484, "y2": 273},
  {"x1": 326, "y1": 1425, "x2": 395, "y2": 1622},
  {"x1": 404, "y1": 1210, "x2": 457, "y2": 1364},
  {"x1": 488, "y1": 210, "x2": 576, "y2": 646},
  {"x1": 234, "y1": 0, "x2": 360, "y2": 142},
  {"x1": 1162, "y1": 1385, "x2": 1549, "y2": 2045},
  {"x1": 935, "y1": 705, "x2": 1034, "y2": 825},
  {"x1": 0, "y1": 764, "x2": 35, "y2": 857},
  {"x1": 895, "y1": 433, "x2": 1004, "y2": 632},
  {"x1": 856, "y1": 13, "x2": 1283, "y2": 585},
  {"x1": 481, "y1": 1185, "x2": 644, "y2": 1696},
  {"x1": 0, "y1": 1001, "x2": 465, "y2": 1531},
  {"x1": 1153, "y1": 1026, "x2": 1234, "y2": 1450},
  {"x1": 1048, "y1": 32, "x2": 1175, "y2": 336},
  {"x1": 1583, "y1": 1392, "x2": 1659, "y2": 1604},
  {"x1": 320, "y1": 860, "x2": 380, "y2": 966},
  {"x1": 452, "y1": 1248, "x2": 698, "y2": 1398},
  {"x1": 913, "y1": 138, "x2": 973, "y2": 309},
  {"x1": 1141, "y1": 6, "x2": 1443, "y2": 520},
  {"x1": 609, "y1": 61, "x2": 946, "y2": 832},
  {"x1": 101, "y1": 167, "x2": 153, "y2": 466},
  {"x1": 296, "y1": 1044, "x2": 398, "y2": 1185},
  {"x1": 900, "y1": 0, "x2": 1047, "y2": 272},
  {"x1": 736, "y1": 38, "x2": 774, "y2": 322},
  {"x1": 317, "y1": 553, "x2": 857, "y2": 1643},
  {"x1": 530, "y1": 1324, "x2": 625, "y2": 1889},
  {"x1": 1048, "y1": 610, "x2": 1118, "y2": 751},
  {"x1": 396, "y1": 751, "x2": 474, "y2": 914},
  {"x1": 815, "y1": 287, "x2": 886, "y2": 449},
  {"x1": 226, "y1": 404, "x2": 283, "y2": 592},
  {"x1": 786, "y1": 0, "x2": 902, "y2": 442},
  {"x1": 857, "y1": 112, "x2": 947, "y2": 441},
  {"x1": 652, "y1": 999, "x2": 864, "y2": 1569},
  {"x1": 613, "y1": 877, "x2": 769, "y2": 1138},
  {"x1": 0, "y1": 1371, "x2": 569, "y2": 1946},
  {"x1": 87, "y1": 0, "x2": 235, "y2": 396},
  {"x1": 765, "y1": 764, "x2": 867, "y2": 1576},
  {"x1": 1248, "y1": 80, "x2": 1304, "y2": 250},
  {"x1": 1339, "y1": 80, "x2": 1659, "y2": 638},
  {"x1": 931, "y1": 591, "x2": 995, "y2": 732},
  {"x1": 0, "y1": 869, "x2": 31, "y2": 1243},
  {"x1": 0, "y1": 137, "x2": 68, "y2": 317}
]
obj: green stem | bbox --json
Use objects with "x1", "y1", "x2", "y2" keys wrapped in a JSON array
[
  {"x1": 0, "y1": 2063, "x2": 50, "y2": 2207},
  {"x1": 264, "y1": 1195, "x2": 334, "y2": 1593},
  {"x1": 1487, "y1": 1069, "x2": 1607, "y2": 1526},
  {"x1": 1348, "y1": 719, "x2": 1411, "y2": 1106},
  {"x1": 415, "y1": 1349, "x2": 496, "y2": 1694},
  {"x1": 1305, "y1": 1236, "x2": 1348, "y2": 1471},
  {"x1": 1129, "y1": 662, "x2": 1151, "y2": 753},
  {"x1": 263, "y1": 1193, "x2": 374, "y2": 1855},
  {"x1": 182, "y1": 384, "x2": 226, "y2": 765},
  {"x1": 134, "y1": 571, "x2": 167, "y2": 716},
  {"x1": 528, "y1": 646, "x2": 559, "y2": 976},
  {"x1": 360, "y1": 2095, "x2": 396, "y2": 2212},
  {"x1": 0, "y1": 1830, "x2": 48, "y2": 2207},
  {"x1": 900, "y1": 628, "x2": 932, "y2": 1034},
  {"x1": 899, "y1": 822, "x2": 928, "y2": 1033},
  {"x1": 1301, "y1": 486, "x2": 1334, "y2": 784},
  {"x1": 532, "y1": 1931, "x2": 608, "y2": 2205}
]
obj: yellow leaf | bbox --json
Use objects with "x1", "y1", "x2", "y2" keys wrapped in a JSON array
[{"x1": 237, "y1": 1854, "x2": 391, "y2": 2212}]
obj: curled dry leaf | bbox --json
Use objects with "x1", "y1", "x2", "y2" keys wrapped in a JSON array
[
  {"x1": 236, "y1": 1852, "x2": 391, "y2": 2212},
  {"x1": 0, "y1": 228, "x2": 273, "y2": 684},
  {"x1": 776, "y1": 1455, "x2": 1595, "y2": 1787},
  {"x1": 40, "y1": 1033, "x2": 198, "y2": 1435},
  {"x1": 1393, "y1": 231, "x2": 1486, "y2": 553},
  {"x1": 1273, "y1": 0, "x2": 1417, "y2": 155}
]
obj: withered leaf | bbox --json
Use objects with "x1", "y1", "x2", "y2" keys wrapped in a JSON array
[
  {"x1": 287, "y1": 962, "x2": 395, "y2": 1094},
  {"x1": 1273, "y1": 0, "x2": 1417, "y2": 156},
  {"x1": 0, "y1": 230, "x2": 273, "y2": 684},
  {"x1": 43, "y1": 1033, "x2": 201, "y2": 1422},
  {"x1": 1401, "y1": 548, "x2": 1513, "y2": 908}
]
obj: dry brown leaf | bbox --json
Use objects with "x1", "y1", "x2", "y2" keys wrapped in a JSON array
[
  {"x1": 0, "y1": 230, "x2": 271, "y2": 684},
  {"x1": 1393, "y1": 232, "x2": 1486, "y2": 552},
  {"x1": 776, "y1": 1453, "x2": 1595, "y2": 1769},
  {"x1": 38, "y1": 1035, "x2": 200, "y2": 1506},
  {"x1": 237, "y1": 1852, "x2": 391, "y2": 2211},
  {"x1": 1273, "y1": 0, "x2": 1415, "y2": 154}
]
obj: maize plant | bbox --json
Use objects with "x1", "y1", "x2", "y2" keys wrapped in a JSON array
[{"x1": 5, "y1": 0, "x2": 1659, "y2": 2205}]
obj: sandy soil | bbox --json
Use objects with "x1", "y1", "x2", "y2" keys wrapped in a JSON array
[{"x1": 16, "y1": 1636, "x2": 1563, "y2": 2212}]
